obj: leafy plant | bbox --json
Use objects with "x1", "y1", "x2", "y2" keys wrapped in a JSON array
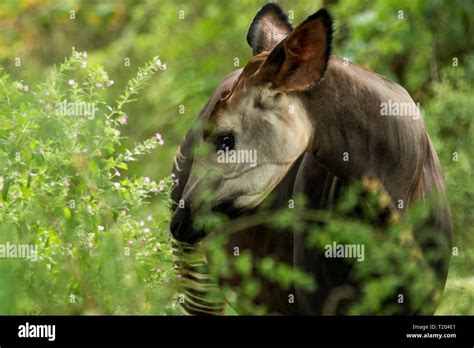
[{"x1": 0, "y1": 50, "x2": 178, "y2": 315}]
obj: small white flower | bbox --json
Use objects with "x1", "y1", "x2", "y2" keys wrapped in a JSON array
[
  {"x1": 87, "y1": 205, "x2": 94, "y2": 215},
  {"x1": 106, "y1": 80, "x2": 114, "y2": 87},
  {"x1": 17, "y1": 82, "x2": 29, "y2": 92},
  {"x1": 68, "y1": 79, "x2": 76, "y2": 86},
  {"x1": 155, "y1": 58, "x2": 167, "y2": 71},
  {"x1": 98, "y1": 225, "x2": 105, "y2": 231},
  {"x1": 155, "y1": 132, "x2": 165, "y2": 146},
  {"x1": 95, "y1": 82, "x2": 103, "y2": 88},
  {"x1": 82, "y1": 51, "x2": 88, "y2": 58},
  {"x1": 144, "y1": 176, "x2": 150, "y2": 184}
]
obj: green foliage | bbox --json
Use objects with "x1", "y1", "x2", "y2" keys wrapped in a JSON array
[
  {"x1": 333, "y1": 0, "x2": 473, "y2": 97},
  {"x1": 0, "y1": 50, "x2": 179, "y2": 314},
  {"x1": 424, "y1": 55, "x2": 474, "y2": 314}
]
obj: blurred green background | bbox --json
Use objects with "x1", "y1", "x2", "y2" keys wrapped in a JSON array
[{"x1": 0, "y1": 0, "x2": 473, "y2": 314}]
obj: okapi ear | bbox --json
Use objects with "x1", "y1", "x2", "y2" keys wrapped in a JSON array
[
  {"x1": 259, "y1": 8, "x2": 333, "y2": 92},
  {"x1": 246, "y1": 3, "x2": 293, "y2": 55}
]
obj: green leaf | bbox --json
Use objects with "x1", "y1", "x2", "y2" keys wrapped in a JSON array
[
  {"x1": 63, "y1": 207, "x2": 72, "y2": 218},
  {"x1": 116, "y1": 162, "x2": 128, "y2": 170}
]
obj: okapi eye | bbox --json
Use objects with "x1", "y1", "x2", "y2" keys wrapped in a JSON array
[{"x1": 216, "y1": 134, "x2": 234, "y2": 152}]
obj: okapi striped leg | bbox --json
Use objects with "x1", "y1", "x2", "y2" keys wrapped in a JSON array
[{"x1": 172, "y1": 240, "x2": 226, "y2": 315}]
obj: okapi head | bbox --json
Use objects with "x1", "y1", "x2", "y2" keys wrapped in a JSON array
[{"x1": 171, "y1": 5, "x2": 333, "y2": 243}]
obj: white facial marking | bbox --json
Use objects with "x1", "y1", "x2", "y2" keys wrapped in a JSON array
[{"x1": 184, "y1": 87, "x2": 312, "y2": 214}]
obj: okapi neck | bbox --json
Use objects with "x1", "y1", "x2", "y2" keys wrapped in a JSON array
[{"x1": 302, "y1": 56, "x2": 429, "y2": 205}]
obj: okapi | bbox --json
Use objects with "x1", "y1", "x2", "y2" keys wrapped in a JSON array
[{"x1": 170, "y1": 4, "x2": 452, "y2": 315}]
